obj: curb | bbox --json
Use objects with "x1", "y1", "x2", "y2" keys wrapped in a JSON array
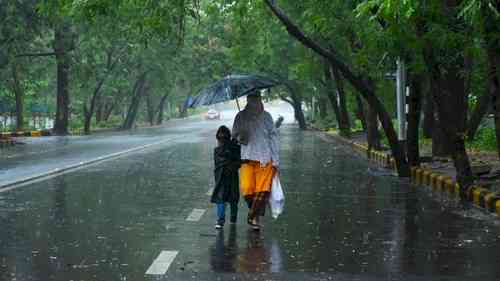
[
  {"x1": 322, "y1": 131, "x2": 397, "y2": 171},
  {"x1": 323, "y1": 130, "x2": 499, "y2": 218},
  {"x1": 410, "y1": 167, "x2": 500, "y2": 217},
  {"x1": 0, "y1": 130, "x2": 51, "y2": 138}
]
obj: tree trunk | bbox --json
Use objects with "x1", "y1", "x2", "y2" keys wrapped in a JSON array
[
  {"x1": 283, "y1": 83, "x2": 306, "y2": 130},
  {"x1": 146, "y1": 92, "x2": 155, "y2": 126},
  {"x1": 422, "y1": 90, "x2": 434, "y2": 138},
  {"x1": 103, "y1": 92, "x2": 122, "y2": 122},
  {"x1": 417, "y1": 0, "x2": 473, "y2": 195},
  {"x1": 429, "y1": 71, "x2": 454, "y2": 157},
  {"x1": 53, "y1": 23, "x2": 71, "y2": 135},
  {"x1": 432, "y1": 122, "x2": 453, "y2": 156},
  {"x1": 264, "y1": 0, "x2": 408, "y2": 176},
  {"x1": 283, "y1": 98, "x2": 306, "y2": 130},
  {"x1": 156, "y1": 93, "x2": 169, "y2": 125},
  {"x1": 11, "y1": 63, "x2": 24, "y2": 131},
  {"x1": 366, "y1": 104, "x2": 381, "y2": 150},
  {"x1": 179, "y1": 104, "x2": 188, "y2": 118},
  {"x1": 489, "y1": 50, "x2": 500, "y2": 158},
  {"x1": 407, "y1": 75, "x2": 423, "y2": 166},
  {"x1": 483, "y1": 4, "x2": 500, "y2": 158},
  {"x1": 355, "y1": 94, "x2": 367, "y2": 131},
  {"x1": 332, "y1": 67, "x2": 351, "y2": 137},
  {"x1": 83, "y1": 105, "x2": 91, "y2": 135},
  {"x1": 122, "y1": 72, "x2": 148, "y2": 130},
  {"x1": 103, "y1": 101, "x2": 116, "y2": 122},
  {"x1": 95, "y1": 95, "x2": 103, "y2": 124},
  {"x1": 422, "y1": 46, "x2": 473, "y2": 194},
  {"x1": 317, "y1": 95, "x2": 327, "y2": 120},
  {"x1": 442, "y1": 70, "x2": 471, "y2": 193},
  {"x1": 324, "y1": 64, "x2": 342, "y2": 129},
  {"x1": 293, "y1": 101, "x2": 306, "y2": 129},
  {"x1": 83, "y1": 78, "x2": 106, "y2": 135}
]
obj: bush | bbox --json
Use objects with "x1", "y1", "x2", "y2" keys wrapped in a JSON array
[
  {"x1": 96, "y1": 116, "x2": 122, "y2": 129},
  {"x1": 69, "y1": 119, "x2": 84, "y2": 131},
  {"x1": 353, "y1": 120, "x2": 364, "y2": 131},
  {"x1": 467, "y1": 127, "x2": 497, "y2": 151},
  {"x1": 312, "y1": 115, "x2": 337, "y2": 130}
]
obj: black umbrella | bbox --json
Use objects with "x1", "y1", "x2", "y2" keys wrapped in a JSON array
[{"x1": 187, "y1": 74, "x2": 279, "y2": 110}]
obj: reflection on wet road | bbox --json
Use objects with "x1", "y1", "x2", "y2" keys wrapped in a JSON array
[
  {"x1": 1, "y1": 117, "x2": 499, "y2": 281},
  {"x1": 0, "y1": 117, "x2": 210, "y2": 188}
]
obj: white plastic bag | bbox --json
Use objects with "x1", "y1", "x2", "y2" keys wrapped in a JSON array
[{"x1": 269, "y1": 174, "x2": 284, "y2": 219}]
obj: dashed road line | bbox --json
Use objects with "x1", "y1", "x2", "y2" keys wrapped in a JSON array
[
  {"x1": 145, "y1": 250, "x2": 178, "y2": 275},
  {"x1": 186, "y1": 208, "x2": 206, "y2": 221}
]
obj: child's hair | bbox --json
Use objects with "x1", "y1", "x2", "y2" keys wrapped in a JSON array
[{"x1": 216, "y1": 125, "x2": 231, "y2": 142}]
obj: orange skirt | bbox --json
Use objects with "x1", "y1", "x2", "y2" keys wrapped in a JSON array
[{"x1": 240, "y1": 161, "x2": 275, "y2": 196}]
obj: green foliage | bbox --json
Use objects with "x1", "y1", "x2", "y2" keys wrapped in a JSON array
[
  {"x1": 311, "y1": 115, "x2": 338, "y2": 131},
  {"x1": 96, "y1": 115, "x2": 122, "y2": 129},
  {"x1": 467, "y1": 127, "x2": 497, "y2": 151},
  {"x1": 0, "y1": 0, "x2": 499, "y2": 159}
]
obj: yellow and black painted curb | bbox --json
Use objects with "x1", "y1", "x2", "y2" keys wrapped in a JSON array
[
  {"x1": 0, "y1": 130, "x2": 51, "y2": 138},
  {"x1": 323, "y1": 130, "x2": 499, "y2": 218},
  {"x1": 322, "y1": 131, "x2": 397, "y2": 171},
  {"x1": 350, "y1": 141, "x2": 397, "y2": 171},
  {"x1": 411, "y1": 167, "x2": 500, "y2": 217}
]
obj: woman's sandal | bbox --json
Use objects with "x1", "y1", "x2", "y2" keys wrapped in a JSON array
[{"x1": 247, "y1": 217, "x2": 260, "y2": 231}]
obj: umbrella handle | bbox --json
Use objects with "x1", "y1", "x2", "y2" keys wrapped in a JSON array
[{"x1": 236, "y1": 98, "x2": 241, "y2": 111}]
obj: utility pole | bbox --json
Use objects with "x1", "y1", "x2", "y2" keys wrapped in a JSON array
[
  {"x1": 396, "y1": 59, "x2": 407, "y2": 141},
  {"x1": 396, "y1": 59, "x2": 407, "y2": 156},
  {"x1": 311, "y1": 95, "x2": 316, "y2": 121}
]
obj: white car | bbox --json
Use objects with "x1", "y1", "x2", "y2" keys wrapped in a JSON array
[{"x1": 204, "y1": 109, "x2": 220, "y2": 120}]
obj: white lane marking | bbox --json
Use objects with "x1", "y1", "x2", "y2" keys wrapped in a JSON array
[
  {"x1": 145, "y1": 250, "x2": 178, "y2": 275},
  {"x1": 186, "y1": 208, "x2": 206, "y2": 222},
  {"x1": 206, "y1": 187, "x2": 214, "y2": 196}
]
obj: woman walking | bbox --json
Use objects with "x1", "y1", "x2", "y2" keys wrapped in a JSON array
[{"x1": 232, "y1": 92, "x2": 280, "y2": 230}]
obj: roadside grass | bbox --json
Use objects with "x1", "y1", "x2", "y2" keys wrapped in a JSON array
[{"x1": 317, "y1": 118, "x2": 497, "y2": 155}]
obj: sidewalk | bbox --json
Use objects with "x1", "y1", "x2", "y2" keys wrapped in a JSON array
[
  {"x1": 327, "y1": 130, "x2": 500, "y2": 191},
  {"x1": 319, "y1": 129, "x2": 500, "y2": 217}
]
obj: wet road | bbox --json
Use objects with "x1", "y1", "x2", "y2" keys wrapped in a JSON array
[
  {"x1": 0, "y1": 117, "x2": 211, "y2": 188},
  {"x1": 1, "y1": 114, "x2": 500, "y2": 280}
]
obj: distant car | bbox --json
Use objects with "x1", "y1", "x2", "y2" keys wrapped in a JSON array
[{"x1": 204, "y1": 109, "x2": 220, "y2": 120}]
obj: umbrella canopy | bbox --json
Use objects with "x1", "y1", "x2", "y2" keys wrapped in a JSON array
[{"x1": 188, "y1": 74, "x2": 279, "y2": 108}]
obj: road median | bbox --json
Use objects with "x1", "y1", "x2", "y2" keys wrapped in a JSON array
[{"x1": 0, "y1": 130, "x2": 51, "y2": 138}]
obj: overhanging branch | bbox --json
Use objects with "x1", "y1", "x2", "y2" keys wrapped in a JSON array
[
  {"x1": 16, "y1": 45, "x2": 76, "y2": 58},
  {"x1": 15, "y1": 52, "x2": 58, "y2": 58},
  {"x1": 263, "y1": 0, "x2": 371, "y2": 95}
]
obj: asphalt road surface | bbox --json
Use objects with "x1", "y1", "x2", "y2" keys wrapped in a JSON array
[{"x1": 1, "y1": 108, "x2": 499, "y2": 281}]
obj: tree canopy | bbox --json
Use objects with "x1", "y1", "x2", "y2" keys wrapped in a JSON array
[{"x1": 2, "y1": 0, "x2": 500, "y2": 189}]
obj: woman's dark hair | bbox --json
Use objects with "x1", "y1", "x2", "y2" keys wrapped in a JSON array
[{"x1": 216, "y1": 125, "x2": 231, "y2": 142}]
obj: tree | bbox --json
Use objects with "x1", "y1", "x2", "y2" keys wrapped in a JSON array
[
  {"x1": 461, "y1": 1, "x2": 500, "y2": 156},
  {"x1": 1, "y1": 0, "x2": 44, "y2": 131},
  {"x1": 357, "y1": 0, "x2": 474, "y2": 192},
  {"x1": 263, "y1": 0, "x2": 409, "y2": 176}
]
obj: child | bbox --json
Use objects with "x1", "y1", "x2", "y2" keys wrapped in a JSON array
[{"x1": 211, "y1": 125, "x2": 241, "y2": 229}]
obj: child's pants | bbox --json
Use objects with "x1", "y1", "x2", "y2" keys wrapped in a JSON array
[{"x1": 216, "y1": 203, "x2": 238, "y2": 224}]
